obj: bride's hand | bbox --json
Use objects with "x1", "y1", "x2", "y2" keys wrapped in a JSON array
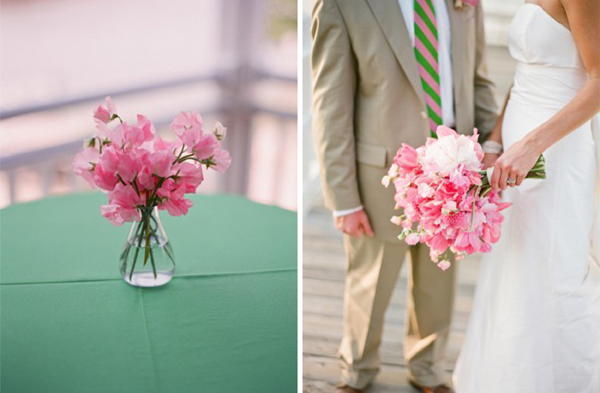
[{"x1": 491, "y1": 137, "x2": 542, "y2": 190}]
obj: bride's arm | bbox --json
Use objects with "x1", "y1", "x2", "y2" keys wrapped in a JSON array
[
  {"x1": 482, "y1": 93, "x2": 510, "y2": 168},
  {"x1": 491, "y1": 0, "x2": 600, "y2": 190}
]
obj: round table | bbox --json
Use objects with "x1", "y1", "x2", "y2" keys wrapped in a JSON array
[{"x1": 0, "y1": 193, "x2": 297, "y2": 393}]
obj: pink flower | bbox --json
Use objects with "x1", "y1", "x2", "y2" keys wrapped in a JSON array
[
  {"x1": 101, "y1": 203, "x2": 141, "y2": 226},
  {"x1": 109, "y1": 120, "x2": 154, "y2": 151},
  {"x1": 441, "y1": 211, "x2": 470, "y2": 231},
  {"x1": 393, "y1": 144, "x2": 419, "y2": 172},
  {"x1": 93, "y1": 161, "x2": 119, "y2": 191},
  {"x1": 154, "y1": 136, "x2": 182, "y2": 153},
  {"x1": 169, "y1": 111, "x2": 220, "y2": 159},
  {"x1": 135, "y1": 115, "x2": 156, "y2": 143},
  {"x1": 101, "y1": 205, "x2": 127, "y2": 226},
  {"x1": 449, "y1": 168, "x2": 471, "y2": 188},
  {"x1": 193, "y1": 133, "x2": 220, "y2": 160},
  {"x1": 454, "y1": 232, "x2": 483, "y2": 254},
  {"x1": 418, "y1": 182, "x2": 435, "y2": 198},
  {"x1": 117, "y1": 149, "x2": 146, "y2": 183},
  {"x1": 405, "y1": 233, "x2": 421, "y2": 245},
  {"x1": 212, "y1": 148, "x2": 232, "y2": 173},
  {"x1": 437, "y1": 260, "x2": 452, "y2": 271},
  {"x1": 137, "y1": 164, "x2": 156, "y2": 191},
  {"x1": 170, "y1": 111, "x2": 203, "y2": 147},
  {"x1": 148, "y1": 149, "x2": 174, "y2": 178},
  {"x1": 174, "y1": 162, "x2": 204, "y2": 193},
  {"x1": 93, "y1": 96, "x2": 116, "y2": 124},
  {"x1": 101, "y1": 183, "x2": 143, "y2": 226},
  {"x1": 72, "y1": 147, "x2": 99, "y2": 187},
  {"x1": 382, "y1": 175, "x2": 392, "y2": 188},
  {"x1": 470, "y1": 128, "x2": 484, "y2": 161},
  {"x1": 107, "y1": 123, "x2": 128, "y2": 148},
  {"x1": 156, "y1": 178, "x2": 176, "y2": 199},
  {"x1": 428, "y1": 233, "x2": 451, "y2": 254},
  {"x1": 98, "y1": 145, "x2": 120, "y2": 173},
  {"x1": 170, "y1": 111, "x2": 203, "y2": 140},
  {"x1": 109, "y1": 183, "x2": 143, "y2": 210},
  {"x1": 159, "y1": 187, "x2": 193, "y2": 216},
  {"x1": 390, "y1": 216, "x2": 403, "y2": 225}
]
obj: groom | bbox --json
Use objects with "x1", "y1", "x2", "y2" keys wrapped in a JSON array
[{"x1": 311, "y1": 0, "x2": 498, "y2": 392}]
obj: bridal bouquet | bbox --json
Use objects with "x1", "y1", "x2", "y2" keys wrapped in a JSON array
[
  {"x1": 72, "y1": 97, "x2": 231, "y2": 285},
  {"x1": 382, "y1": 126, "x2": 545, "y2": 270}
]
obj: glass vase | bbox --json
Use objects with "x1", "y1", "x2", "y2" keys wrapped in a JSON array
[{"x1": 119, "y1": 206, "x2": 175, "y2": 287}]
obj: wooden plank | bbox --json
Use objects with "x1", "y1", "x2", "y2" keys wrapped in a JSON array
[
  {"x1": 303, "y1": 280, "x2": 475, "y2": 313},
  {"x1": 303, "y1": 312, "x2": 467, "y2": 350},
  {"x1": 303, "y1": 329, "x2": 466, "y2": 366},
  {"x1": 304, "y1": 355, "x2": 453, "y2": 393}
]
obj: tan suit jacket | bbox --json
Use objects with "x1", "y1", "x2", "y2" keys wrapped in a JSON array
[{"x1": 312, "y1": 0, "x2": 498, "y2": 242}]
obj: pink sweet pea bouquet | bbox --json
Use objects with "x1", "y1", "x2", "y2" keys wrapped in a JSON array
[
  {"x1": 73, "y1": 97, "x2": 231, "y2": 224},
  {"x1": 72, "y1": 97, "x2": 231, "y2": 284},
  {"x1": 382, "y1": 126, "x2": 545, "y2": 270}
]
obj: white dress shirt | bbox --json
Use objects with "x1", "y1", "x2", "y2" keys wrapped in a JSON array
[{"x1": 334, "y1": 0, "x2": 455, "y2": 218}]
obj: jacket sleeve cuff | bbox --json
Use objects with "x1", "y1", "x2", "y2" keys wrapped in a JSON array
[{"x1": 332, "y1": 205, "x2": 363, "y2": 218}]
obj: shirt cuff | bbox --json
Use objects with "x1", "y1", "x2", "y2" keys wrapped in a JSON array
[{"x1": 333, "y1": 206, "x2": 363, "y2": 218}]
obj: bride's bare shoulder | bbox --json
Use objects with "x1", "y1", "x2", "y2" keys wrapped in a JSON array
[
  {"x1": 561, "y1": 0, "x2": 600, "y2": 31},
  {"x1": 561, "y1": 0, "x2": 600, "y2": 77}
]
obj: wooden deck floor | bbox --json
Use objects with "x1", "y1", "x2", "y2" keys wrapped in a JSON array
[{"x1": 303, "y1": 206, "x2": 482, "y2": 393}]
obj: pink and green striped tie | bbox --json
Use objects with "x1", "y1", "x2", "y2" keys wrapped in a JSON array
[{"x1": 414, "y1": 0, "x2": 442, "y2": 137}]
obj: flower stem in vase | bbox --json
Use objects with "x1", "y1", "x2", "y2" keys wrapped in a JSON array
[
  {"x1": 129, "y1": 221, "x2": 145, "y2": 282},
  {"x1": 144, "y1": 213, "x2": 151, "y2": 267}
]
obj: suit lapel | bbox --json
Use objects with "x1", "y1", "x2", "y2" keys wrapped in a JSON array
[{"x1": 366, "y1": 0, "x2": 424, "y2": 105}]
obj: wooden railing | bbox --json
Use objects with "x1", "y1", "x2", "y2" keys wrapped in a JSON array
[{"x1": 0, "y1": 69, "x2": 296, "y2": 207}]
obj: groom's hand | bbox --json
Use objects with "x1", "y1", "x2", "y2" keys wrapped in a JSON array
[
  {"x1": 334, "y1": 210, "x2": 375, "y2": 237},
  {"x1": 482, "y1": 153, "x2": 500, "y2": 169}
]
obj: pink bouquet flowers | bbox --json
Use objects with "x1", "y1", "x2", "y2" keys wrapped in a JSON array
[
  {"x1": 382, "y1": 126, "x2": 545, "y2": 270},
  {"x1": 73, "y1": 97, "x2": 231, "y2": 284},
  {"x1": 73, "y1": 97, "x2": 231, "y2": 224}
]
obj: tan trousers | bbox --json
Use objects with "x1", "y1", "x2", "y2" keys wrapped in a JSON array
[{"x1": 338, "y1": 235, "x2": 456, "y2": 389}]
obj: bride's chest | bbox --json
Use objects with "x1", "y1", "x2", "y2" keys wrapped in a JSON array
[{"x1": 508, "y1": 5, "x2": 582, "y2": 68}]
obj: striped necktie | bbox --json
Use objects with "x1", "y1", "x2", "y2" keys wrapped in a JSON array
[{"x1": 414, "y1": 0, "x2": 442, "y2": 137}]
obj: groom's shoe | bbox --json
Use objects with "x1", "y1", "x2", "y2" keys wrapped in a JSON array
[
  {"x1": 408, "y1": 380, "x2": 454, "y2": 393},
  {"x1": 334, "y1": 385, "x2": 363, "y2": 393}
]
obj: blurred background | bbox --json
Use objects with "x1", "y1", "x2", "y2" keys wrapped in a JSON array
[
  {"x1": 302, "y1": 1, "x2": 524, "y2": 392},
  {"x1": 0, "y1": 0, "x2": 297, "y2": 210}
]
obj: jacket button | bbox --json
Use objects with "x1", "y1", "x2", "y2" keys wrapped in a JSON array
[{"x1": 420, "y1": 111, "x2": 428, "y2": 119}]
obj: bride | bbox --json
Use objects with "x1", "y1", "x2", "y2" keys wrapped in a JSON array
[{"x1": 453, "y1": 0, "x2": 600, "y2": 392}]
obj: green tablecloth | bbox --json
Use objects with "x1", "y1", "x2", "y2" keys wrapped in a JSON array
[{"x1": 0, "y1": 193, "x2": 297, "y2": 393}]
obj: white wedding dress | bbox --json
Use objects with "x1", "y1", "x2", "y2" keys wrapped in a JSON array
[{"x1": 453, "y1": 4, "x2": 600, "y2": 392}]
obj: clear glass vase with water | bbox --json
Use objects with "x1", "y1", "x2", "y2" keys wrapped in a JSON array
[{"x1": 119, "y1": 206, "x2": 175, "y2": 287}]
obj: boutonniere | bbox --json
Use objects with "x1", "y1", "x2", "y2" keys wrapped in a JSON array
[{"x1": 454, "y1": 0, "x2": 476, "y2": 9}]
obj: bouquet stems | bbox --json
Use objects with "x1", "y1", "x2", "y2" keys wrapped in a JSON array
[
  {"x1": 128, "y1": 206, "x2": 159, "y2": 281},
  {"x1": 478, "y1": 155, "x2": 546, "y2": 197}
]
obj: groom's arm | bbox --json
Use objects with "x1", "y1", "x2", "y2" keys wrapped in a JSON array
[
  {"x1": 311, "y1": 0, "x2": 361, "y2": 212},
  {"x1": 473, "y1": 2, "x2": 499, "y2": 142}
]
